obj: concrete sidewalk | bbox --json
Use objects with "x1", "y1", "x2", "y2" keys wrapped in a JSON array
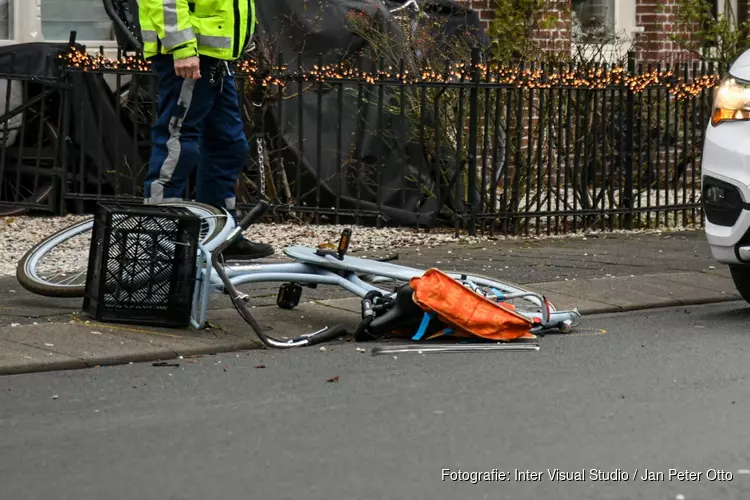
[{"x1": 0, "y1": 230, "x2": 745, "y2": 375}]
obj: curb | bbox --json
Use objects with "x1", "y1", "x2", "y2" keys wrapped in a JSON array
[
  {"x1": 575, "y1": 295, "x2": 742, "y2": 317},
  {"x1": 0, "y1": 340, "x2": 264, "y2": 377}
]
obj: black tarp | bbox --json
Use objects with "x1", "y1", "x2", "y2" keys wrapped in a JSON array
[
  {"x1": 0, "y1": 42, "x2": 145, "y2": 207},
  {"x1": 382, "y1": 0, "x2": 490, "y2": 52},
  {"x1": 0, "y1": 0, "x2": 488, "y2": 220},
  {"x1": 255, "y1": 0, "x2": 489, "y2": 226}
]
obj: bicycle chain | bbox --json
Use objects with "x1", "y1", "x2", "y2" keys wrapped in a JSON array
[{"x1": 256, "y1": 134, "x2": 266, "y2": 198}]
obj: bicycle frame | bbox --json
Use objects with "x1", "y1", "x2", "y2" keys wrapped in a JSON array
[
  {"x1": 189, "y1": 210, "x2": 386, "y2": 328},
  {"x1": 191, "y1": 252, "x2": 391, "y2": 329},
  {"x1": 189, "y1": 204, "x2": 582, "y2": 345}
]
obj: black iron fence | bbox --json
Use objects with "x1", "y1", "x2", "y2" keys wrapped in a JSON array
[
  {"x1": 0, "y1": 44, "x2": 70, "y2": 217},
  {"x1": 0, "y1": 45, "x2": 723, "y2": 235}
]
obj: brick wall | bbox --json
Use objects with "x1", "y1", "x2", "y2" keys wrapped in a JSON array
[
  {"x1": 467, "y1": 0, "x2": 573, "y2": 57},
  {"x1": 466, "y1": 0, "x2": 496, "y2": 28},
  {"x1": 533, "y1": 0, "x2": 574, "y2": 55},
  {"x1": 635, "y1": 0, "x2": 698, "y2": 63},
  {"x1": 461, "y1": 0, "x2": 750, "y2": 64},
  {"x1": 634, "y1": 0, "x2": 750, "y2": 63}
]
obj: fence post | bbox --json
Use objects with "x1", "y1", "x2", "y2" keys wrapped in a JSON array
[
  {"x1": 467, "y1": 47, "x2": 481, "y2": 236},
  {"x1": 623, "y1": 51, "x2": 636, "y2": 230},
  {"x1": 57, "y1": 32, "x2": 78, "y2": 216}
]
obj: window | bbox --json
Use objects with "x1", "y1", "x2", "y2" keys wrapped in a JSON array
[
  {"x1": 0, "y1": 0, "x2": 12, "y2": 39},
  {"x1": 702, "y1": 0, "x2": 739, "y2": 50},
  {"x1": 41, "y1": 0, "x2": 114, "y2": 41},
  {"x1": 572, "y1": 0, "x2": 616, "y2": 43}
]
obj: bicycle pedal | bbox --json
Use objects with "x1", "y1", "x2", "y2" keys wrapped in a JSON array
[
  {"x1": 277, "y1": 283, "x2": 302, "y2": 309},
  {"x1": 314, "y1": 229, "x2": 352, "y2": 261},
  {"x1": 337, "y1": 228, "x2": 352, "y2": 257}
]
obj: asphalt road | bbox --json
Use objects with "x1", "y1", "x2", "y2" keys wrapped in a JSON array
[{"x1": 3, "y1": 301, "x2": 750, "y2": 500}]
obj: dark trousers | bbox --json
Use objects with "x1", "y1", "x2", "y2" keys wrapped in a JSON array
[{"x1": 144, "y1": 54, "x2": 248, "y2": 216}]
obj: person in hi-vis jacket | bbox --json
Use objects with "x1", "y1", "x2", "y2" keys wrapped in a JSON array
[{"x1": 139, "y1": 0, "x2": 274, "y2": 260}]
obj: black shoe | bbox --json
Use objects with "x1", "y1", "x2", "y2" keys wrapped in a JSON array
[{"x1": 222, "y1": 237, "x2": 275, "y2": 260}]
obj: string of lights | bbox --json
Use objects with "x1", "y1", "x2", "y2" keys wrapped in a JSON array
[{"x1": 58, "y1": 48, "x2": 722, "y2": 99}]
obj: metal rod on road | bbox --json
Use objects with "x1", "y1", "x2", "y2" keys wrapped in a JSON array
[{"x1": 371, "y1": 344, "x2": 540, "y2": 355}]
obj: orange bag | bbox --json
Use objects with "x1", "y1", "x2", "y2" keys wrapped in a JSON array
[{"x1": 408, "y1": 268, "x2": 535, "y2": 341}]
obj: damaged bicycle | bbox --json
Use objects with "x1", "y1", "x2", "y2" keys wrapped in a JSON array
[{"x1": 16, "y1": 199, "x2": 583, "y2": 350}]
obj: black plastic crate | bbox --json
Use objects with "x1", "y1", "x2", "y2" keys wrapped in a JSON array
[{"x1": 82, "y1": 203, "x2": 201, "y2": 328}]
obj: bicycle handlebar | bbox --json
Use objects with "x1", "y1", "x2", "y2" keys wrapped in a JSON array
[
  {"x1": 211, "y1": 201, "x2": 347, "y2": 349},
  {"x1": 102, "y1": 0, "x2": 142, "y2": 52},
  {"x1": 239, "y1": 199, "x2": 271, "y2": 230}
]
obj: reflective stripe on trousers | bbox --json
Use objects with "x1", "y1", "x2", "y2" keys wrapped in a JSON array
[{"x1": 146, "y1": 78, "x2": 196, "y2": 204}]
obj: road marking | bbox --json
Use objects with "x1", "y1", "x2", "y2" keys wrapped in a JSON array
[{"x1": 561, "y1": 328, "x2": 607, "y2": 336}]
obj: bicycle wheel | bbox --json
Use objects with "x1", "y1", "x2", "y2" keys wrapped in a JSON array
[
  {"x1": 363, "y1": 269, "x2": 543, "y2": 307},
  {"x1": 16, "y1": 201, "x2": 228, "y2": 298}
]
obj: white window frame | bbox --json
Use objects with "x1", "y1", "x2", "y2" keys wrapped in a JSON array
[
  {"x1": 715, "y1": 0, "x2": 740, "y2": 20},
  {"x1": 701, "y1": 0, "x2": 740, "y2": 59},
  {"x1": 0, "y1": 0, "x2": 23, "y2": 46},
  {"x1": 3, "y1": 0, "x2": 120, "y2": 57},
  {"x1": 572, "y1": 0, "x2": 741, "y2": 63},
  {"x1": 571, "y1": 0, "x2": 639, "y2": 63}
]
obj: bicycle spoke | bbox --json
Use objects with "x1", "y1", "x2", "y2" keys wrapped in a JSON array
[{"x1": 53, "y1": 271, "x2": 87, "y2": 286}]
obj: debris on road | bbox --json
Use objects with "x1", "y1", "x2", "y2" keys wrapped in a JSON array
[
  {"x1": 152, "y1": 361, "x2": 180, "y2": 367},
  {"x1": 327, "y1": 376, "x2": 340, "y2": 383}
]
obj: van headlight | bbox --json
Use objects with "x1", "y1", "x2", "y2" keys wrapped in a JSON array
[{"x1": 712, "y1": 76, "x2": 750, "y2": 126}]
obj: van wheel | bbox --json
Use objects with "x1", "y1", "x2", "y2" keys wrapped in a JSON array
[{"x1": 729, "y1": 266, "x2": 750, "y2": 303}]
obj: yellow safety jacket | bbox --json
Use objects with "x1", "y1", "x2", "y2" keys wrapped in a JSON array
[{"x1": 139, "y1": 0, "x2": 256, "y2": 61}]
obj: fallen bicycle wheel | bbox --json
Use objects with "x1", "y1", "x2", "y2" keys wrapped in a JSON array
[{"x1": 16, "y1": 201, "x2": 228, "y2": 298}]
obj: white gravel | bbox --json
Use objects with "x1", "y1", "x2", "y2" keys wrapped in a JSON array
[
  {"x1": 0, "y1": 211, "x2": 701, "y2": 277},
  {"x1": 1, "y1": 214, "x2": 494, "y2": 277},
  {"x1": 2, "y1": 215, "x2": 92, "y2": 276}
]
